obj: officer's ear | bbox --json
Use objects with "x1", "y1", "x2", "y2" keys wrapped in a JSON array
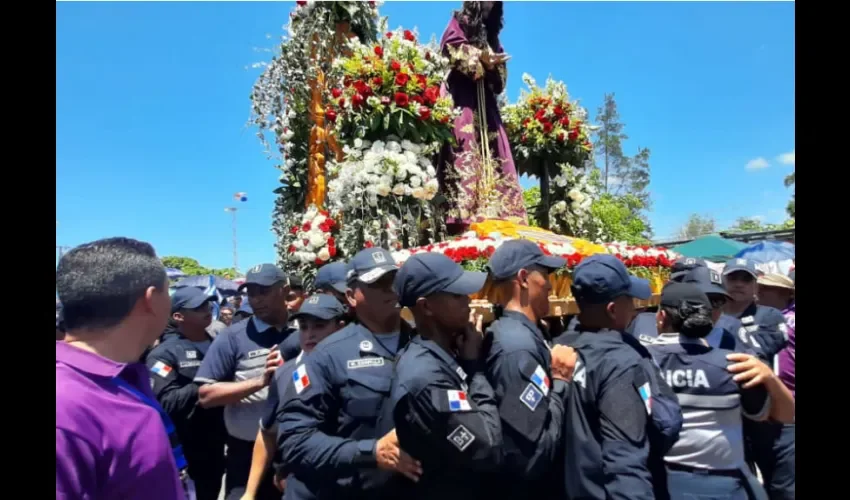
[
  {"x1": 656, "y1": 309, "x2": 667, "y2": 329},
  {"x1": 172, "y1": 311, "x2": 184, "y2": 323},
  {"x1": 345, "y1": 285, "x2": 358, "y2": 309},
  {"x1": 516, "y1": 268, "x2": 530, "y2": 290},
  {"x1": 415, "y1": 296, "x2": 433, "y2": 317}
]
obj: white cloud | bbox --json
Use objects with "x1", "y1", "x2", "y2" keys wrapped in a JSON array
[
  {"x1": 751, "y1": 214, "x2": 765, "y2": 221},
  {"x1": 777, "y1": 149, "x2": 795, "y2": 166},
  {"x1": 745, "y1": 157, "x2": 770, "y2": 170}
]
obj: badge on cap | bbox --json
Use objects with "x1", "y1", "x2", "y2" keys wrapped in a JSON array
[
  {"x1": 307, "y1": 296, "x2": 320, "y2": 305},
  {"x1": 360, "y1": 340, "x2": 373, "y2": 352},
  {"x1": 685, "y1": 258, "x2": 696, "y2": 265},
  {"x1": 251, "y1": 264, "x2": 263, "y2": 273},
  {"x1": 710, "y1": 270, "x2": 721, "y2": 284},
  {"x1": 372, "y1": 251, "x2": 387, "y2": 264},
  {"x1": 736, "y1": 258, "x2": 747, "y2": 266}
]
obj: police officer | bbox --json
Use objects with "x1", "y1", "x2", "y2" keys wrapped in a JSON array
[
  {"x1": 722, "y1": 259, "x2": 795, "y2": 500},
  {"x1": 277, "y1": 247, "x2": 422, "y2": 499},
  {"x1": 195, "y1": 263, "x2": 299, "y2": 500},
  {"x1": 681, "y1": 266, "x2": 754, "y2": 352},
  {"x1": 481, "y1": 239, "x2": 570, "y2": 499},
  {"x1": 243, "y1": 294, "x2": 350, "y2": 500},
  {"x1": 286, "y1": 276, "x2": 307, "y2": 329},
  {"x1": 388, "y1": 252, "x2": 506, "y2": 499},
  {"x1": 647, "y1": 281, "x2": 795, "y2": 500},
  {"x1": 146, "y1": 287, "x2": 227, "y2": 500},
  {"x1": 313, "y1": 261, "x2": 348, "y2": 303},
  {"x1": 557, "y1": 253, "x2": 657, "y2": 500}
]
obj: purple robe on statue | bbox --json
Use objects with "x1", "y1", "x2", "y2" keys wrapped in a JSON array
[{"x1": 437, "y1": 17, "x2": 528, "y2": 231}]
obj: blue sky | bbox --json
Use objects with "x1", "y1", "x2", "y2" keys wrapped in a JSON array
[{"x1": 57, "y1": 0, "x2": 795, "y2": 270}]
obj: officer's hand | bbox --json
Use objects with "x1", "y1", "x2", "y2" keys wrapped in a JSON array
[
  {"x1": 376, "y1": 428, "x2": 423, "y2": 482},
  {"x1": 550, "y1": 345, "x2": 577, "y2": 382},
  {"x1": 262, "y1": 344, "x2": 282, "y2": 386},
  {"x1": 457, "y1": 311, "x2": 484, "y2": 360},
  {"x1": 726, "y1": 352, "x2": 775, "y2": 389},
  {"x1": 273, "y1": 470, "x2": 287, "y2": 492}
]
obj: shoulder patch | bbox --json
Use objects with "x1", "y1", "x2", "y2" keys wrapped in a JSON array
[
  {"x1": 447, "y1": 424, "x2": 475, "y2": 452},
  {"x1": 185, "y1": 350, "x2": 197, "y2": 359},
  {"x1": 636, "y1": 382, "x2": 652, "y2": 415},
  {"x1": 529, "y1": 364, "x2": 550, "y2": 396},
  {"x1": 639, "y1": 334, "x2": 655, "y2": 345},
  {"x1": 520, "y1": 383, "x2": 544, "y2": 411},
  {"x1": 151, "y1": 361, "x2": 172, "y2": 378},
  {"x1": 346, "y1": 357, "x2": 385, "y2": 370},
  {"x1": 292, "y1": 364, "x2": 311, "y2": 394},
  {"x1": 447, "y1": 390, "x2": 471, "y2": 411}
]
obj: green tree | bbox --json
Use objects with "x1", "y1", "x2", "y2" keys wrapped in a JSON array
[
  {"x1": 585, "y1": 193, "x2": 652, "y2": 245},
  {"x1": 784, "y1": 171, "x2": 795, "y2": 218},
  {"x1": 161, "y1": 256, "x2": 238, "y2": 279},
  {"x1": 677, "y1": 214, "x2": 717, "y2": 239},
  {"x1": 725, "y1": 217, "x2": 795, "y2": 234},
  {"x1": 593, "y1": 93, "x2": 652, "y2": 204},
  {"x1": 523, "y1": 186, "x2": 541, "y2": 227}
]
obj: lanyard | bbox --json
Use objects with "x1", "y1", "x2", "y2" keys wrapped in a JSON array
[{"x1": 111, "y1": 377, "x2": 188, "y2": 472}]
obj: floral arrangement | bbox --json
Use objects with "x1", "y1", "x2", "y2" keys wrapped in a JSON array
[
  {"x1": 286, "y1": 205, "x2": 340, "y2": 269},
  {"x1": 502, "y1": 73, "x2": 594, "y2": 173},
  {"x1": 548, "y1": 162, "x2": 597, "y2": 237},
  {"x1": 325, "y1": 26, "x2": 459, "y2": 145},
  {"x1": 327, "y1": 139, "x2": 442, "y2": 253}
]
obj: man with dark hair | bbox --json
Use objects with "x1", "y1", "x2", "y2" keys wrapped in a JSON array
[
  {"x1": 195, "y1": 263, "x2": 299, "y2": 500},
  {"x1": 147, "y1": 287, "x2": 227, "y2": 500},
  {"x1": 56, "y1": 237, "x2": 186, "y2": 500}
]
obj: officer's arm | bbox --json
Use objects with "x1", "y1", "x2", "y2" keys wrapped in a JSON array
[
  {"x1": 397, "y1": 370, "x2": 503, "y2": 471},
  {"x1": 146, "y1": 348, "x2": 198, "y2": 420},
  {"x1": 763, "y1": 373, "x2": 795, "y2": 423},
  {"x1": 597, "y1": 364, "x2": 655, "y2": 500},
  {"x1": 195, "y1": 333, "x2": 264, "y2": 408},
  {"x1": 278, "y1": 353, "x2": 377, "y2": 478},
  {"x1": 491, "y1": 350, "x2": 565, "y2": 479},
  {"x1": 740, "y1": 383, "x2": 771, "y2": 422}
]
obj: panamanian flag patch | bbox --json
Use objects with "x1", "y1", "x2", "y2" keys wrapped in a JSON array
[
  {"x1": 292, "y1": 365, "x2": 311, "y2": 394},
  {"x1": 530, "y1": 365, "x2": 550, "y2": 396},
  {"x1": 151, "y1": 361, "x2": 172, "y2": 378},
  {"x1": 447, "y1": 390, "x2": 471, "y2": 411},
  {"x1": 638, "y1": 382, "x2": 652, "y2": 415}
]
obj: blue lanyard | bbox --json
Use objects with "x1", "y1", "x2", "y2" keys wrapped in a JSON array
[{"x1": 112, "y1": 377, "x2": 188, "y2": 472}]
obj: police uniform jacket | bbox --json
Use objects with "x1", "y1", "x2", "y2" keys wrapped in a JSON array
[
  {"x1": 484, "y1": 310, "x2": 567, "y2": 498},
  {"x1": 557, "y1": 329, "x2": 655, "y2": 500},
  {"x1": 146, "y1": 327, "x2": 227, "y2": 470},
  {"x1": 388, "y1": 336, "x2": 502, "y2": 500},
  {"x1": 194, "y1": 316, "x2": 300, "y2": 442},
  {"x1": 277, "y1": 322, "x2": 412, "y2": 500},
  {"x1": 735, "y1": 304, "x2": 789, "y2": 364}
]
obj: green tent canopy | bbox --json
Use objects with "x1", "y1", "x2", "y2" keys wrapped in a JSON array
[{"x1": 671, "y1": 235, "x2": 747, "y2": 263}]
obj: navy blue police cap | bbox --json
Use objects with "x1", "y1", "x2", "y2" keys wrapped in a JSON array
[
  {"x1": 487, "y1": 239, "x2": 566, "y2": 281},
  {"x1": 238, "y1": 263, "x2": 290, "y2": 291},
  {"x1": 682, "y1": 266, "x2": 731, "y2": 299},
  {"x1": 571, "y1": 253, "x2": 652, "y2": 304},
  {"x1": 292, "y1": 294, "x2": 347, "y2": 321},
  {"x1": 722, "y1": 258, "x2": 759, "y2": 279},
  {"x1": 395, "y1": 252, "x2": 487, "y2": 308},
  {"x1": 670, "y1": 257, "x2": 707, "y2": 282},
  {"x1": 346, "y1": 247, "x2": 398, "y2": 285},
  {"x1": 314, "y1": 261, "x2": 348, "y2": 294},
  {"x1": 660, "y1": 281, "x2": 712, "y2": 310},
  {"x1": 171, "y1": 287, "x2": 216, "y2": 313}
]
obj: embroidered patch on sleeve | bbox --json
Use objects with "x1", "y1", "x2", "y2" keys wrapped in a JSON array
[
  {"x1": 447, "y1": 424, "x2": 475, "y2": 452},
  {"x1": 520, "y1": 383, "x2": 543, "y2": 411},
  {"x1": 638, "y1": 382, "x2": 652, "y2": 415},
  {"x1": 447, "y1": 390, "x2": 471, "y2": 411},
  {"x1": 292, "y1": 364, "x2": 311, "y2": 394},
  {"x1": 151, "y1": 361, "x2": 172, "y2": 378},
  {"x1": 530, "y1": 365, "x2": 550, "y2": 396}
]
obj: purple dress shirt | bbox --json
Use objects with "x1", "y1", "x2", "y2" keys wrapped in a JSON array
[
  {"x1": 56, "y1": 341, "x2": 186, "y2": 500},
  {"x1": 778, "y1": 303, "x2": 795, "y2": 397}
]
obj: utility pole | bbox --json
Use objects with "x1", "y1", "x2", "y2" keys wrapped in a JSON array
[{"x1": 224, "y1": 207, "x2": 239, "y2": 272}]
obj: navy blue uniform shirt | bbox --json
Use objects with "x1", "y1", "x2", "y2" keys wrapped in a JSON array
[
  {"x1": 484, "y1": 310, "x2": 567, "y2": 499},
  {"x1": 277, "y1": 322, "x2": 411, "y2": 499},
  {"x1": 388, "y1": 336, "x2": 502, "y2": 500}
]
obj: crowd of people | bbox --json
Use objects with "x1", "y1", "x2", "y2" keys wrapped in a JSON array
[{"x1": 55, "y1": 236, "x2": 795, "y2": 500}]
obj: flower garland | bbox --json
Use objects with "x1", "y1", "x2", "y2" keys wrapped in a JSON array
[{"x1": 502, "y1": 73, "x2": 594, "y2": 174}]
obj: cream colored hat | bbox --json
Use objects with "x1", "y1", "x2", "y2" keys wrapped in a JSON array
[{"x1": 757, "y1": 273, "x2": 794, "y2": 290}]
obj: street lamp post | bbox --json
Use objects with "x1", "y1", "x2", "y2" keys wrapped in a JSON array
[{"x1": 224, "y1": 207, "x2": 239, "y2": 272}]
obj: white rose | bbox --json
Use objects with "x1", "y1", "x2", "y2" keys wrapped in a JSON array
[
  {"x1": 567, "y1": 189, "x2": 581, "y2": 200},
  {"x1": 387, "y1": 141, "x2": 402, "y2": 153},
  {"x1": 376, "y1": 183, "x2": 391, "y2": 196},
  {"x1": 309, "y1": 232, "x2": 325, "y2": 248},
  {"x1": 354, "y1": 138, "x2": 363, "y2": 149},
  {"x1": 392, "y1": 184, "x2": 406, "y2": 196},
  {"x1": 317, "y1": 248, "x2": 331, "y2": 261},
  {"x1": 409, "y1": 175, "x2": 422, "y2": 188},
  {"x1": 411, "y1": 187, "x2": 426, "y2": 199}
]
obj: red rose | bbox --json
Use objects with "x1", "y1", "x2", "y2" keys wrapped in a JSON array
[
  {"x1": 553, "y1": 105, "x2": 565, "y2": 117},
  {"x1": 416, "y1": 74, "x2": 427, "y2": 89},
  {"x1": 315, "y1": 258, "x2": 324, "y2": 265},
  {"x1": 303, "y1": 239, "x2": 310, "y2": 247},
  {"x1": 521, "y1": 134, "x2": 528, "y2": 143},
  {"x1": 372, "y1": 76, "x2": 383, "y2": 86},
  {"x1": 352, "y1": 93, "x2": 365, "y2": 108},
  {"x1": 343, "y1": 76, "x2": 352, "y2": 87},
  {"x1": 425, "y1": 51, "x2": 431, "y2": 61},
  {"x1": 296, "y1": 0, "x2": 306, "y2": 5},
  {"x1": 403, "y1": 30, "x2": 415, "y2": 42},
  {"x1": 331, "y1": 88, "x2": 342, "y2": 98},
  {"x1": 543, "y1": 121, "x2": 553, "y2": 134},
  {"x1": 385, "y1": 32, "x2": 393, "y2": 39},
  {"x1": 290, "y1": 226, "x2": 299, "y2": 235},
  {"x1": 302, "y1": 222, "x2": 311, "y2": 231},
  {"x1": 338, "y1": 97, "x2": 346, "y2": 107},
  {"x1": 390, "y1": 60, "x2": 401, "y2": 72},
  {"x1": 369, "y1": 0, "x2": 375, "y2": 6},
  {"x1": 557, "y1": 132, "x2": 565, "y2": 142},
  {"x1": 381, "y1": 96, "x2": 391, "y2": 105},
  {"x1": 374, "y1": 46, "x2": 383, "y2": 57},
  {"x1": 394, "y1": 92, "x2": 409, "y2": 107},
  {"x1": 325, "y1": 109, "x2": 337, "y2": 122},
  {"x1": 424, "y1": 86, "x2": 439, "y2": 105},
  {"x1": 365, "y1": 241, "x2": 374, "y2": 248},
  {"x1": 411, "y1": 95, "x2": 424, "y2": 104},
  {"x1": 418, "y1": 106, "x2": 431, "y2": 120},
  {"x1": 395, "y1": 73, "x2": 410, "y2": 86},
  {"x1": 329, "y1": 245, "x2": 337, "y2": 257},
  {"x1": 559, "y1": 116, "x2": 570, "y2": 127},
  {"x1": 568, "y1": 129, "x2": 579, "y2": 141},
  {"x1": 288, "y1": 245, "x2": 297, "y2": 253},
  {"x1": 534, "y1": 109, "x2": 546, "y2": 121}
]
